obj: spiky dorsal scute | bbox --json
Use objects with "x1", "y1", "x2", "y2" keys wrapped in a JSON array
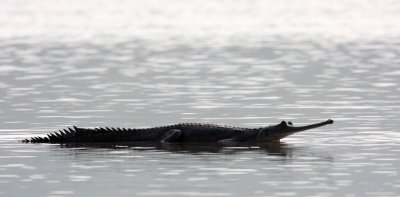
[
  {"x1": 21, "y1": 126, "x2": 79, "y2": 143},
  {"x1": 175, "y1": 122, "x2": 247, "y2": 131}
]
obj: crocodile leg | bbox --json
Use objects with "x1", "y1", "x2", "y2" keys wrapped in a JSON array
[
  {"x1": 218, "y1": 138, "x2": 237, "y2": 144},
  {"x1": 161, "y1": 129, "x2": 182, "y2": 143}
]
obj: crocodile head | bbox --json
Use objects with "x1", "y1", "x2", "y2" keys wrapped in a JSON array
[{"x1": 258, "y1": 119, "x2": 334, "y2": 142}]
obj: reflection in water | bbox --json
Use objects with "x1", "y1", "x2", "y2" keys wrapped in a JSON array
[
  {"x1": 58, "y1": 141, "x2": 307, "y2": 157},
  {"x1": 17, "y1": 141, "x2": 335, "y2": 196}
]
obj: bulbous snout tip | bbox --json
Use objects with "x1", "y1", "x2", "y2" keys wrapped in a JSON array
[{"x1": 327, "y1": 119, "x2": 334, "y2": 124}]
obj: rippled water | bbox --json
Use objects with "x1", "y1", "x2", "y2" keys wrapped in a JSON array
[{"x1": 1, "y1": 0, "x2": 400, "y2": 196}]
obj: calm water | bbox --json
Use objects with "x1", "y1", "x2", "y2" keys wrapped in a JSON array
[{"x1": 1, "y1": 0, "x2": 400, "y2": 196}]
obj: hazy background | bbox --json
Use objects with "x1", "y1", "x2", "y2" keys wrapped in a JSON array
[{"x1": 0, "y1": 0, "x2": 399, "y2": 196}]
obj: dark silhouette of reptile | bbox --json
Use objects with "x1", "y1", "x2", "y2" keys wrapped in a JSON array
[{"x1": 21, "y1": 119, "x2": 334, "y2": 144}]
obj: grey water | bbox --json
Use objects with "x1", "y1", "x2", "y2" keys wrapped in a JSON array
[{"x1": 1, "y1": 0, "x2": 400, "y2": 196}]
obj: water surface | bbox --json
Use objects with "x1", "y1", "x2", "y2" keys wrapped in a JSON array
[{"x1": 1, "y1": 0, "x2": 400, "y2": 196}]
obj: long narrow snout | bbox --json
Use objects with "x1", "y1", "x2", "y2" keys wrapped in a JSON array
[{"x1": 285, "y1": 119, "x2": 334, "y2": 133}]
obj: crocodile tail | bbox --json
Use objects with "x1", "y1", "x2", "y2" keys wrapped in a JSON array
[
  {"x1": 20, "y1": 136, "x2": 50, "y2": 143},
  {"x1": 20, "y1": 126, "x2": 79, "y2": 143}
]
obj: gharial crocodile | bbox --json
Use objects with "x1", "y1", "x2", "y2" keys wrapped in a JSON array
[{"x1": 21, "y1": 119, "x2": 334, "y2": 144}]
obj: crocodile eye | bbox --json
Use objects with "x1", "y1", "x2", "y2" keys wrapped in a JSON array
[
  {"x1": 288, "y1": 121, "x2": 293, "y2": 126},
  {"x1": 279, "y1": 121, "x2": 288, "y2": 127}
]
